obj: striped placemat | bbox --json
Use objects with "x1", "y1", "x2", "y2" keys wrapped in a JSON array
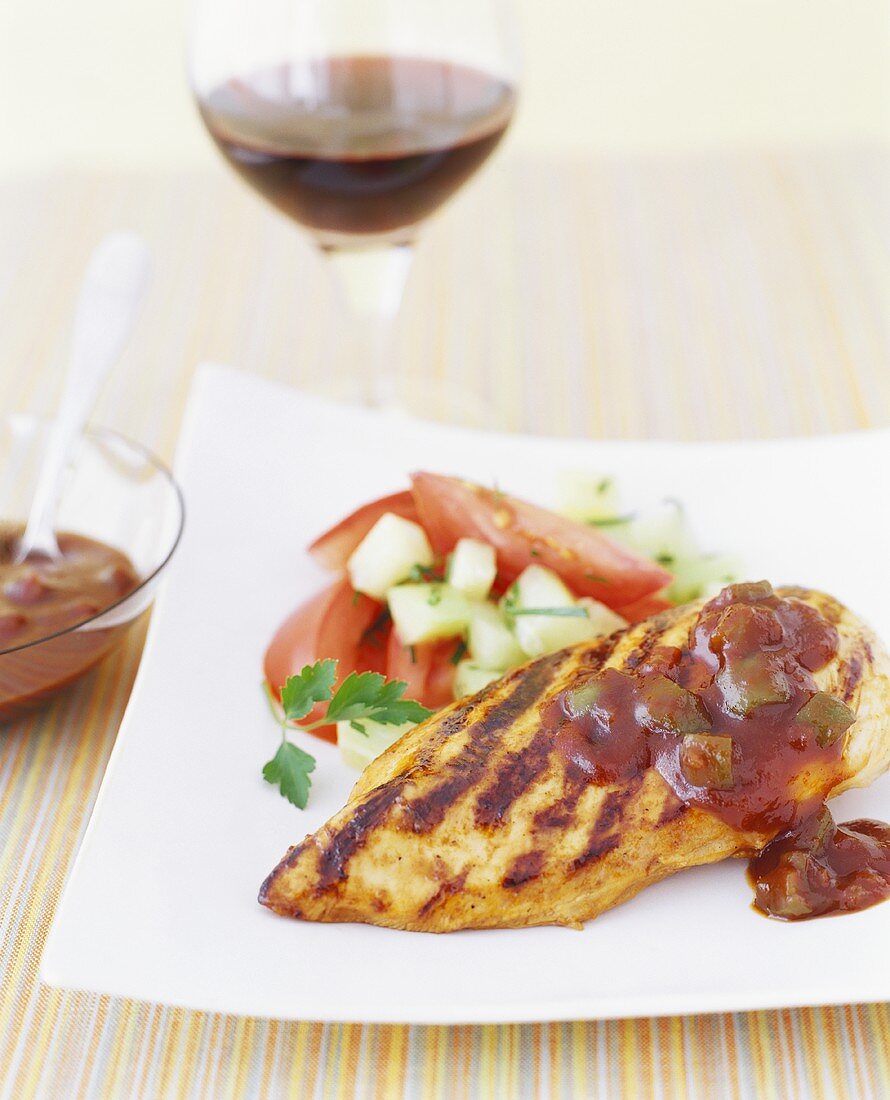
[{"x1": 0, "y1": 149, "x2": 888, "y2": 1097}]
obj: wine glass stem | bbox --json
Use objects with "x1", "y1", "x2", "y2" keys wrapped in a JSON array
[{"x1": 324, "y1": 245, "x2": 413, "y2": 407}]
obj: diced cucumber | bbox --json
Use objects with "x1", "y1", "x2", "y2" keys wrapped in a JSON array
[
  {"x1": 467, "y1": 602, "x2": 525, "y2": 670},
  {"x1": 503, "y1": 564, "x2": 598, "y2": 657},
  {"x1": 447, "y1": 538, "x2": 497, "y2": 600},
  {"x1": 347, "y1": 512, "x2": 434, "y2": 599},
  {"x1": 386, "y1": 583, "x2": 472, "y2": 645},
  {"x1": 513, "y1": 608, "x2": 601, "y2": 657},
  {"x1": 453, "y1": 661, "x2": 502, "y2": 699},
  {"x1": 338, "y1": 717, "x2": 416, "y2": 771},
  {"x1": 667, "y1": 553, "x2": 744, "y2": 604},
  {"x1": 603, "y1": 501, "x2": 699, "y2": 571},
  {"x1": 577, "y1": 597, "x2": 627, "y2": 636},
  {"x1": 507, "y1": 564, "x2": 576, "y2": 611},
  {"x1": 556, "y1": 471, "x2": 622, "y2": 521}
]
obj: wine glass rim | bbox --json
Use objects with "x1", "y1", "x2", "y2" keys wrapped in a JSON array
[{"x1": 0, "y1": 416, "x2": 186, "y2": 657}]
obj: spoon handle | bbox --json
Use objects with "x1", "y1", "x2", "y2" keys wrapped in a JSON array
[{"x1": 19, "y1": 234, "x2": 152, "y2": 560}]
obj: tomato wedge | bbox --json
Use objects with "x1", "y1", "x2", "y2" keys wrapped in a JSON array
[
  {"x1": 264, "y1": 579, "x2": 386, "y2": 743},
  {"x1": 616, "y1": 593, "x2": 674, "y2": 623},
  {"x1": 309, "y1": 490, "x2": 418, "y2": 572},
  {"x1": 410, "y1": 472, "x2": 671, "y2": 609},
  {"x1": 386, "y1": 631, "x2": 457, "y2": 710}
]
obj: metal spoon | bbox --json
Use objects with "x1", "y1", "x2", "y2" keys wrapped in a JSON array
[{"x1": 15, "y1": 233, "x2": 152, "y2": 563}]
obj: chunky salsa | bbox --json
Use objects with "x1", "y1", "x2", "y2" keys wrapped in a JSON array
[{"x1": 552, "y1": 580, "x2": 890, "y2": 920}]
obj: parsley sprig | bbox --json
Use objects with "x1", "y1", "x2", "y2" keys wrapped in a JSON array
[{"x1": 262, "y1": 660, "x2": 433, "y2": 809}]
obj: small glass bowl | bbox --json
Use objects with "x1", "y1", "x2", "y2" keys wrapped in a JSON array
[{"x1": 0, "y1": 415, "x2": 185, "y2": 721}]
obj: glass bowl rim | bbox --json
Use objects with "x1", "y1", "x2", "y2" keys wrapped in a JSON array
[{"x1": 0, "y1": 416, "x2": 186, "y2": 657}]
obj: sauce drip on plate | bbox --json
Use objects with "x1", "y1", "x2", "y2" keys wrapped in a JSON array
[{"x1": 749, "y1": 807, "x2": 890, "y2": 919}]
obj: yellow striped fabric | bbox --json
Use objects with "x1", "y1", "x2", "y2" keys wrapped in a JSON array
[{"x1": 0, "y1": 149, "x2": 888, "y2": 1098}]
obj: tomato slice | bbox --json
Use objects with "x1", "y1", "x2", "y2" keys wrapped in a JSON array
[
  {"x1": 386, "y1": 631, "x2": 457, "y2": 710},
  {"x1": 264, "y1": 579, "x2": 385, "y2": 743},
  {"x1": 616, "y1": 593, "x2": 674, "y2": 623},
  {"x1": 308, "y1": 490, "x2": 418, "y2": 572},
  {"x1": 410, "y1": 472, "x2": 671, "y2": 609}
]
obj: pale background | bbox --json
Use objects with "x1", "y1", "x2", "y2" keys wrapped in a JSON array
[{"x1": 1, "y1": 0, "x2": 888, "y2": 176}]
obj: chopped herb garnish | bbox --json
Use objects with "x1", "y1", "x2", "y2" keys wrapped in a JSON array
[
  {"x1": 588, "y1": 514, "x2": 632, "y2": 528},
  {"x1": 529, "y1": 547, "x2": 541, "y2": 558},
  {"x1": 351, "y1": 589, "x2": 361, "y2": 607},
  {"x1": 507, "y1": 606, "x2": 589, "y2": 618},
  {"x1": 656, "y1": 553, "x2": 675, "y2": 566},
  {"x1": 407, "y1": 562, "x2": 441, "y2": 583},
  {"x1": 583, "y1": 572, "x2": 609, "y2": 584},
  {"x1": 408, "y1": 645, "x2": 417, "y2": 664},
  {"x1": 596, "y1": 478, "x2": 612, "y2": 494},
  {"x1": 502, "y1": 582, "x2": 520, "y2": 615},
  {"x1": 427, "y1": 586, "x2": 443, "y2": 607},
  {"x1": 262, "y1": 663, "x2": 433, "y2": 809},
  {"x1": 450, "y1": 639, "x2": 468, "y2": 665}
]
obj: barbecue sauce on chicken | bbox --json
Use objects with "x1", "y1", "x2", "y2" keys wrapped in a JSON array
[{"x1": 553, "y1": 581, "x2": 890, "y2": 920}]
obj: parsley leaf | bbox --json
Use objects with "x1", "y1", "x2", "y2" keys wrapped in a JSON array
[
  {"x1": 262, "y1": 660, "x2": 433, "y2": 812},
  {"x1": 280, "y1": 659, "x2": 337, "y2": 722},
  {"x1": 324, "y1": 671, "x2": 433, "y2": 726},
  {"x1": 262, "y1": 740, "x2": 316, "y2": 809}
]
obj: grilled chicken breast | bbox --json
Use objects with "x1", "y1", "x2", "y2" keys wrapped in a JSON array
[{"x1": 260, "y1": 587, "x2": 890, "y2": 931}]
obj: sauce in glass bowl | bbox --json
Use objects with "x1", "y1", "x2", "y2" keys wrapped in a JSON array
[{"x1": 0, "y1": 523, "x2": 141, "y2": 720}]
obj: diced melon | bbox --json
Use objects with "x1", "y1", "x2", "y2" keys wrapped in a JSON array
[
  {"x1": 347, "y1": 512, "x2": 434, "y2": 599},
  {"x1": 667, "y1": 553, "x2": 744, "y2": 604},
  {"x1": 447, "y1": 538, "x2": 497, "y2": 600},
  {"x1": 556, "y1": 471, "x2": 621, "y2": 521},
  {"x1": 338, "y1": 717, "x2": 416, "y2": 771},
  {"x1": 453, "y1": 661, "x2": 502, "y2": 699},
  {"x1": 386, "y1": 583, "x2": 472, "y2": 645},
  {"x1": 467, "y1": 602, "x2": 525, "y2": 670}
]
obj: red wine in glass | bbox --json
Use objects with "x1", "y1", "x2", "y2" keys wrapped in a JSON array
[{"x1": 197, "y1": 55, "x2": 517, "y2": 248}]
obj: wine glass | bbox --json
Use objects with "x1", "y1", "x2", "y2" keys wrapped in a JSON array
[{"x1": 188, "y1": 0, "x2": 520, "y2": 407}]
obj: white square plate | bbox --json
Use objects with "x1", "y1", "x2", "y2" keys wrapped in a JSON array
[{"x1": 41, "y1": 365, "x2": 890, "y2": 1023}]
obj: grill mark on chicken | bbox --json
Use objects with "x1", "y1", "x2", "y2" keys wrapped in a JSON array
[
  {"x1": 838, "y1": 648, "x2": 867, "y2": 704},
  {"x1": 404, "y1": 652, "x2": 566, "y2": 834},
  {"x1": 503, "y1": 850, "x2": 545, "y2": 888},
  {"x1": 533, "y1": 758, "x2": 591, "y2": 831},
  {"x1": 474, "y1": 731, "x2": 555, "y2": 827},
  {"x1": 572, "y1": 779, "x2": 641, "y2": 871},
  {"x1": 623, "y1": 621, "x2": 667, "y2": 671},
  {"x1": 569, "y1": 631, "x2": 625, "y2": 677},
  {"x1": 572, "y1": 833, "x2": 620, "y2": 871},
  {"x1": 657, "y1": 792, "x2": 689, "y2": 827},
  {"x1": 312, "y1": 785, "x2": 405, "y2": 889},
  {"x1": 406, "y1": 692, "x2": 487, "y2": 774},
  {"x1": 475, "y1": 634, "x2": 630, "y2": 832},
  {"x1": 419, "y1": 870, "x2": 468, "y2": 916}
]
